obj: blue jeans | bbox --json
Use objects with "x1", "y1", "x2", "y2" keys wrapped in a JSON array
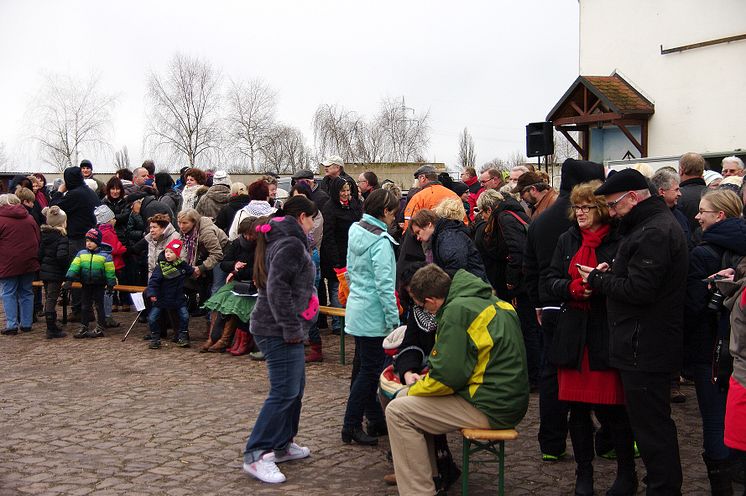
[
  {"x1": 308, "y1": 249, "x2": 321, "y2": 345},
  {"x1": 1, "y1": 272, "x2": 35, "y2": 330},
  {"x1": 327, "y1": 277, "x2": 341, "y2": 331},
  {"x1": 148, "y1": 305, "x2": 189, "y2": 342},
  {"x1": 211, "y1": 264, "x2": 227, "y2": 298},
  {"x1": 691, "y1": 361, "x2": 731, "y2": 460},
  {"x1": 343, "y1": 335, "x2": 386, "y2": 430},
  {"x1": 244, "y1": 335, "x2": 306, "y2": 463}
]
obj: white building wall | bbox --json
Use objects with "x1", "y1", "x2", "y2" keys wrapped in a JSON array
[{"x1": 579, "y1": 0, "x2": 746, "y2": 156}]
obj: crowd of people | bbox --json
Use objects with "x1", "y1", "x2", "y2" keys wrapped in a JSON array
[{"x1": 2, "y1": 152, "x2": 746, "y2": 495}]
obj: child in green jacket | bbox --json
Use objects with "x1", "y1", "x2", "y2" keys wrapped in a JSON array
[{"x1": 63, "y1": 228, "x2": 116, "y2": 338}]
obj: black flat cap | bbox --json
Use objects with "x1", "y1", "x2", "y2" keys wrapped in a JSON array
[
  {"x1": 594, "y1": 168, "x2": 648, "y2": 196},
  {"x1": 413, "y1": 165, "x2": 436, "y2": 178}
]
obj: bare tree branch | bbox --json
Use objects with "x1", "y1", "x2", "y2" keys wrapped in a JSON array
[
  {"x1": 113, "y1": 146, "x2": 130, "y2": 170},
  {"x1": 145, "y1": 53, "x2": 223, "y2": 168},
  {"x1": 458, "y1": 127, "x2": 477, "y2": 168},
  {"x1": 224, "y1": 78, "x2": 276, "y2": 172},
  {"x1": 29, "y1": 73, "x2": 115, "y2": 172}
]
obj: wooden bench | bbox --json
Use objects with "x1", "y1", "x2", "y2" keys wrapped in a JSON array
[
  {"x1": 460, "y1": 428, "x2": 518, "y2": 496},
  {"x1": 318, "y1": 305, "x2": 347, "y2": 365},
  {"x1": 32, "y1": 281, "x2": 146, "y2": 324}
]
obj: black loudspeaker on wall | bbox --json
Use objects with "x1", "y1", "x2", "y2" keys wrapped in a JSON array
[{"x1": 526, "y1": 122, "x2": 554, "y2": 157}]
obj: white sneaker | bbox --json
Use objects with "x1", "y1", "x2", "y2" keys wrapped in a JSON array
[
  {"x1": 242, "y1": 454, "x2": 286, "y2": 483},
  {"x1": 267, "y1": 442, "x2": 311, "y2": 463}
]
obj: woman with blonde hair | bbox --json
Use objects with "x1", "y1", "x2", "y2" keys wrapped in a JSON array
[
  {"x1": 410, "y1": 198, "x2": 486, "y2": 279},
  {"x1": 685, "y1": 188, "x2": 746, "y2": 494}
]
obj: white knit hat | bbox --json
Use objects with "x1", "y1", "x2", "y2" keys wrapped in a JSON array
[
  {"x1": 212, "y1": 170, "x2": 230, "y2": 186},
  {"x1": 94, "y1": 204, "x2": 115, "y2": 225}
]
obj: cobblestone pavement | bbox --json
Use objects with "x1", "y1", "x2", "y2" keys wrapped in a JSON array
[{"x1": 0, "y1": 312, "x2": 735, "y2": 495}]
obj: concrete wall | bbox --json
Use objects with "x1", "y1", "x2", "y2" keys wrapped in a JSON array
[{"x1": 579, "y1": 0, "x2": 746, "y2": 156}]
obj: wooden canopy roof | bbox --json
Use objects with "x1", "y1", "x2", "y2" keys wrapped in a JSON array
[{"x1": 546, "y1": 73, "x2": 654, "y2": 160}]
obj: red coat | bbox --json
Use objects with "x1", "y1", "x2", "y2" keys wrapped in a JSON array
[
  {"x1": 0, "y1": 204, "x2": 40, "y2": 278},
  {"x1": 99, "y1": 223, "x2": 126, "y2": 271}
]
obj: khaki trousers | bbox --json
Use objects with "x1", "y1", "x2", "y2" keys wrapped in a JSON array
[{"x1": 385, "y1": 393, "x2": 491, "y2": 496}]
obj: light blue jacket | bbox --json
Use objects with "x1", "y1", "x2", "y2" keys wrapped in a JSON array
[{"x1": 344, "y1": 214, "x2": 399, "y2": 337}]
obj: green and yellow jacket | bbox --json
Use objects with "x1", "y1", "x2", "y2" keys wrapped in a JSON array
[
  {"x1": 66, "y1": 247, "x2": 116, "y2": 286},
  {"x1": 408, "y1": 269, "x2": 529, "y2": 429}
]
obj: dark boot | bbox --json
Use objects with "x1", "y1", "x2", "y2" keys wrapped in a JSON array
[
  {"x1": 341, "y1": 426, "x2": 378, "y2": 446},
  {"x1": 305, "y1": 343, "x2": 323, "y2": 363},
  {"x1": 602, "y1": 406, "x2": 638, "y2": 496},
  {"x1": 703, "y1": 454, "x2": 734, "y2": 496},
  {"x1": 45, "y1": 313, "x2": 66, "y2": 339},
  {"x1": 176, "y1": 331, "x2": 190, "y2": 348},
  {"x1": 73, "y1": 325, "x2": 89, "y2": 339},
  {"x1": 575, "y1": 463, "x2": 594, "y2": 496}
]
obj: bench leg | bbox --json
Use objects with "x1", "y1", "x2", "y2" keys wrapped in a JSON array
[
  {"x1": 339, "y1": 316, "x2": 346, "y2": 365},
  {"x1": 462, "y1": 437, "x2": 470, "y2": 496},
  {"x1": 499, "y1": 440, "x2": 505, "y2": 496}
]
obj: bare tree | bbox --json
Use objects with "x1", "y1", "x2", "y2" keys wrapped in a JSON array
[
  {"x1": 0, "y1": 143, "x2": 7, "y2": 171},
  {"x1": 506, "y1": 150, "x2": 528, "y2": 169},
  {"x1": 482, "y1": 157, "x2": 507, "y2": 173},
  {"x1": 113, "y1": 146, "x2": 130, "y2": 170},
  {"x1": 312, "y1": 104, "x2": 362, "y2": 162},
  {"x1": 260, "y1": 124, "x2": 311, "y2": 174},
  {"x1": 458, "y1": 127, "x2": 477, "y2": 168},
  {"x1": 225, "y1": 78, "x2": 277, "y2": 171},
  {"x1": 145, "y1": 53, "x2": 223, "y2": 167},
  {"x1": 30, "y1": 73, "x2": 115, "y2": 172},
  {"x1": 548, "y1": 129, "x2": 580, "y2": 165},
  {"x1": 376, "y1": 97, "x2": 430, "y2": 162}
]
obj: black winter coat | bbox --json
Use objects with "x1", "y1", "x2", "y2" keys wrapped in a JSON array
[
  {"x1": 320, "y1": 184, "x2": 362, "y2": 277},
  {"x1": 394, "y1": 307, "x2": 437, "y2": 382},
  {"x1": 220, "y1": 236, "x2": 256, "y2": 282},
  {"x1": 103, "y1": 196, "x2": 130, "y2": 245},
  {"x1": 49, "y1": 167, "x2": 100, "y2": 240},
  {"x1": 685, "y1": 217, "x2": 746, "y2": 365},
  {"x1": 158, "y1": 189, "x2": 183, "y2": 215},
  {"x1": 679, "y1": 177, "x2": 706, "y2": 234},
  {"x1": 38, "y1": 226, "x2": 69, "y2": 281},
  {"x1": 587, "y1": 196, "x2": 689, "y2": 373},
  {"x1": 431, "y1": 218, "x2": 486, "y2": 280},
  {"x1": 214, "y1": 195, "x2": 250, "y2": 234},
  {"x1": 523, "y1": 159, "x2": 605, "y2": 308},
  {"x1": 544, "y1": 225, "x2": 620, "y2": 370},
  {"x1": 310, "y1": 187, "x2": 330, "y2": 210},
  {"x1": 475, "y1": 198, "x2": 529, "y2": 299}
]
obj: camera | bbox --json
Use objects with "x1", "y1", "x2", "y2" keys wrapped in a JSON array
[{"x1": 704, "y1": 274, "x2": 726, "y2": 311}]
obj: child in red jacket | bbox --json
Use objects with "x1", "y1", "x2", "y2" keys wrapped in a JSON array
[{"x1": 95, "y1": 205, "x2": 127, "y2": 327}]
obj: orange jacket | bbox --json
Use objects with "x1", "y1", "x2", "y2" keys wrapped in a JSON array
[{"x1": 403, "y1": 183, "x2": 461, "y2": 230}]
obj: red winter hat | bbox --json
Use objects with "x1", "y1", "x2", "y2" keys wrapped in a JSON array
[{"x1": 165, "y1": 239, "x2": 183, "y2": 258}]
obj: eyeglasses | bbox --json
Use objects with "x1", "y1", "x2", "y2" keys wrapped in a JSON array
[
  {"x1": 698, "y1": 209, "x2": 721, "y2": 215},
  {"x1": 606, "y1": 191, "x2": 632, "y2": 209},
  {"x1": 571, "y1": 205, "x2": 598, "y2": 213}
]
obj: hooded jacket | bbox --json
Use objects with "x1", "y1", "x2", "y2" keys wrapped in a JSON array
[
  {"x1": 196, "y1": 183, "x2": 231, "y2": 219},
  {"x1": 249, "y1": 216, "x2": 317, "y2": 342},
  {"x1": 158, "y1": 189, "x2": 183, "y2": 215},
  {"x1": 587, "y1": 196, "x2": 689, "y2": 372},
  {"x1": 430, "y1": 218, "x2": 486, "y2": 281},
  {"x1": 144, "y1": 223, "x2": 180, "y2": 277},
  {"x1": 66, "y1": 244, "x2": 116, "y2": 286},
  {"x1": 147, "y1": 252, "x2": 194, "y2": 308},
  {"x1": 524, "y1": 159, "x2": 605, "y2": 308},
  {"x1": 321, "y1": 177, "x2": 362, "y2": 277},
  {"x1": 407, "y1": 270, "x2": 529, "y2": 429},
  {"x1": 228, "y1": 200, "x2": 277, "y2": 240},
  {"x1": 0, "y1": 204, "x2": 41, "y2": 278},
  {"x1": 685, "y1": 217, "x2": 746, "y2": 364},
  {"x1": 220, "y1": 235, "x2": 256, "y2": 282},
  {"x1": 179, "y1": 216, "x2": 228, "y2": 272},
  {"x1": 49, "y1": 167, "x2": 100, "y2": 240},
  {"x1": 344, "y1": 214, "x2": 400, "y2": 337},
  {"x1": 39, "y1": 225, "x2": 69, "y2": 281}
]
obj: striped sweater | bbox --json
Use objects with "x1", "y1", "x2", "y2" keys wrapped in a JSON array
[{"x1": 65, "y1": 247, "x2": 117, "y2": 286}]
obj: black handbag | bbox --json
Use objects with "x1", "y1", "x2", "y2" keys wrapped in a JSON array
[{"x1": 548, "y1": 304, "x2": 587, "y2": 369}]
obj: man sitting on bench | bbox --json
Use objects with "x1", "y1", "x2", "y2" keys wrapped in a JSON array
[{"x1": 386, "y1": 264, "x2": 529, "y2": 496}]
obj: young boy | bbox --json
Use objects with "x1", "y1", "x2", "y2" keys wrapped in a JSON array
[
  {"x1": 147, "y1": 239, "x2": 194, "y2": 349},
  {"x1": 63, "y1": 228, "x2": 116, "y2": 338}
]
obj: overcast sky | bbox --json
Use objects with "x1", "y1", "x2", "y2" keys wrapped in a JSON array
[{"x1": 0, "y1": 0, "x2": 579, "y2": 172}]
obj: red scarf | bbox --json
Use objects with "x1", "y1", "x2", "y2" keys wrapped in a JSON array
[{"x1": 568, "y1": 224, "x2": 610, "y2": 310}]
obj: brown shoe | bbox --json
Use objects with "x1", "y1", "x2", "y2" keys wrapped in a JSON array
[
  {"x1": 112, "y1": 305, "x2": 120, "y2": 313},
  {"x1": 207, "y1": 317, "x2": 238, "y2": 352},
  {"x1": 383, "y1": 473, "x2": 397, "y2": 486},
  {"x1": 199, "y1": 318, "x2": 215, "y2": 353}
]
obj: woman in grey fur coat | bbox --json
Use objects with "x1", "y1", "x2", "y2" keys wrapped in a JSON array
[{"x1": 242, "y1": 195, "x2": 319, "y2": 485}]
